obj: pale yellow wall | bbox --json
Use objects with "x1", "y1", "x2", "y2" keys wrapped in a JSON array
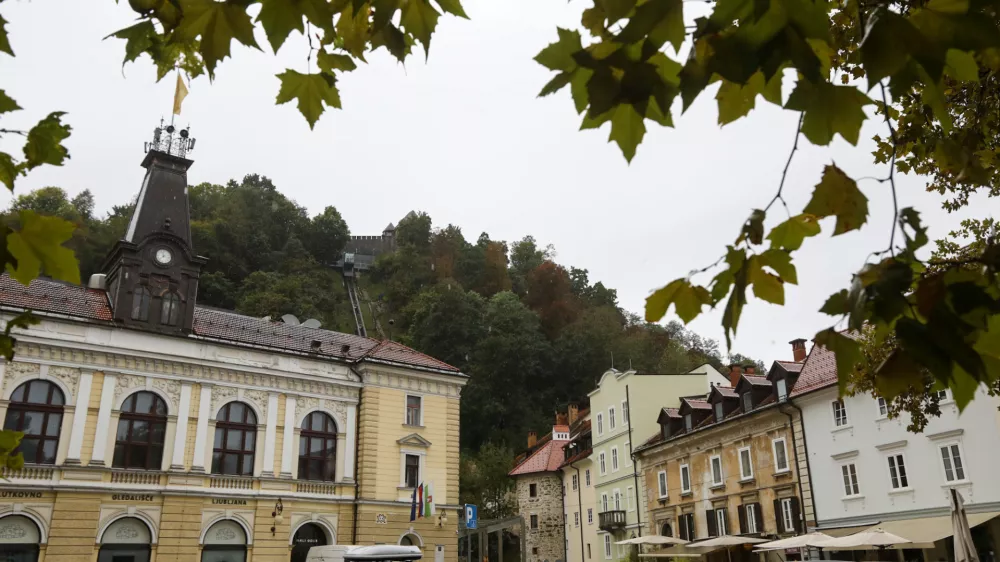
[{"x1": 564, "y1": 457, "x2": 598, "y2": 562}]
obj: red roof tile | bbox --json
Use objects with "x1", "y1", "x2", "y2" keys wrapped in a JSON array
[
  {"x1": 789, "y1": 342, "x2": 838, "y2": 397},
  {"x1": 712, "y1": 386, "x2": 738, "y2": 399},
  {"x1": 682, "y1": 398, "x2": 711, "y2": 410},
  {"x1": 743, "y1": 375, "x2": 772, "y2": 386},
  {"x1": 509, "y1": 437, "x2": 570, "y2": 476},
  {"x1": 777, "y1": 361, "x2": 804, "y2": 373},
  {"x1": 0, "y1": 275, "x2": 461, "y2": 374}
]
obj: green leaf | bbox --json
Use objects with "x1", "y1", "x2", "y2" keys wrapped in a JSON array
[
  {"x1": 0, "y1": 13, "x2": 12, "y2": 56},
  {"x1": 23, "y1": 112, "x2": 71, "y2": 171},
  {"x1": 173, "y1": 0, "x2": 260, "y2": 78},
  {"x1": 0, "y1": 153, "x2": 18, "y2": 191},
  {"x1": 814, "y1": 329, "x2": 862, "y2": 395},
  {"x1": 749, "y1": 264, "x2": 784, "y2": 305},
  {"x1": 257, "y1": 0, "x2": 305, "y2": 52},
  {"x1": 535, "y1": 29, "x2": 583, "y2": 72},
  {"x1": 945, "y1": 49, "x2": 978, "y2": 81},
  {"x1": 716, "y1": 71, "x2": 782, "y2": 125},
  {"x1": 785, "y1": 81, "x2": 872, "y2": 145},
  {"x1": 758, "y1": 249, "x2": 797, "y2": 284},
  {"x1": 6, "y1": 210, "x2": 80, "y2": 285},
  {"x1": 401, "y1": 0, "x2": 440, "y2": 56},
  {"x1": 105, "y1": 21, "x2": 157, "y2": 67},
  {"x1": 925, "y1": 0, "x2": 968, "y2": 14},
  {"x1": 371, "y1": 24, "x2": 409, "y2": 62},
  {"x1": 570, "y1": 68, "x2": 593, "y2": 113},
  {"x1": 803, "y1": 165, "x2": 869, "y2": 235},
  {"x1": 601, "y1": 0, "x2": 637, "y2": 23},
  {"x1": 373, "y1": 0, "x2": 403, "y2": 31},
  {"x1": 0, "y1": 90, "x2": 19, "y2": 115},
  {"x1": 337, "y1": 3, "x2": 372, "y2": 59},
  {"x1": 539, "y1": 71, "x2": 574, "y2": 97},
  {"x1": 819, "y1": 289, "x2": 850, "y2": 315},
  {"x1": 1, "y1": 311, "x2": 39, "y2": 361},
  {"x1": 275, "y1": 70, "x2": 342, "y2": 129},
  {"x1": 317, "y1": 51, "x2": 358, "y2": 73},
  {"x1": 645, "y1": 278, "x2": 711, "y2": 323},
  {"x1": 617, "y1": 0, "x2": 684, "y2": 53},
  {"x1": 737, "y1": 209, "x2": 766, "y2": 245},
  {"x1": 767, "y1": 213, "x2": 821, "y2": 251},
  {"x1": 859, "y1": 10, "x2": 922, "y2": 88},
  {"x1": 0, "y1": 430, "x2": 20, "y2": 453},
  {"x1": 434, "y1": 0, "x2": 469, "y2": 18},
  {"x1": 609, "y1": 104, "x2": 646, "y2": 162}
]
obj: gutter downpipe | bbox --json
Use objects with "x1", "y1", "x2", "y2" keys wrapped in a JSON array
[
  {"x1": 780, "y1": 398, "x2": 816, "y2": 534},
  {"x1": 350, "y1": 365, "x2": 364, "y2": 545},
  {"x1": 626, "y1": 384, "x2": 642, "y2": 538}
]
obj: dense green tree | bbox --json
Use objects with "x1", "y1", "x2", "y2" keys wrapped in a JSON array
[
  {"x1": 459, "y1": 443, "x2": 517, "y2": 520},
  {"x1": 431, "y1": 225, "x2": 469, "y2": 281},
  {"x1": 402, "y1": 281, "x2": 486, "y2": 372},
  {"x1": 510, "y1": 236, "x2": 553, "y2": 296},
  {"x1": 307, "y1": 206, "x2": 350, "y2": 265},
  {"x1": 10, "y1": 187, "x2": 80, "y2": 220},
  {"x1": 525, "y1": 261, "x2": 580, "y2": 339},
  {"x1": 395, "y1": 211, "x2": 432, "y2": 252}
]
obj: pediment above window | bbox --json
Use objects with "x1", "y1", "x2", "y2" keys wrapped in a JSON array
[{"x1": 397, "y1": 433, "x2": 432, "y2": 448}]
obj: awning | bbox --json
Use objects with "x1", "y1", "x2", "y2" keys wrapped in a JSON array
[{"x1": 856, "y1": 512, "x2": 1000, "y2": 548}]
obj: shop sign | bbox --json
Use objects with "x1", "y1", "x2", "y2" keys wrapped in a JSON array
[
  {"x1": 211, "y1": 498, "x2": 249, "y2": 505},
  {"x1": 0, "y1": 491, "x2": 42, "y2": 499},
  {"x1": 112, "y1": 494, "x2": 155, "y2": 502}
]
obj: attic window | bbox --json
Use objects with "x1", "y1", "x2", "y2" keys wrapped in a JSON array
[
  {"x1": 714, "y1": 402, "x2": 724, "y2": 422},
  {"x1": 311, "y1": 340, "x2": 322, "y2": 351},
  {"x1": 742, "y1": 392, "x2": 753, "y2": 412},
  {"x1": 661, "y1": 423, "x2": 670, "y2": 439},
  {"x1": 776, "y1": 378, "x2": 788, "y2": 401},
  {"x1": 683, "y1": 414, "x2": 692, "y2": 431}
]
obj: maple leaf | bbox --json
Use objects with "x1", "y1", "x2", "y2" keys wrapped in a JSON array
[
  {"x1": 803, "y1": 165, "x2": 869, "y2": 235},
  {"x1": 172, "y1": 0, "x2": 260, "y2": 78},
  {"x1": 275, "y1": 70, "x2": 341, "y2": 129},
  {"x1": 6, "y1": 210, "x2": 80, "y2": 286},
  {"x1": 785, "y1": 81, "x2": 872, "y2": 145}
]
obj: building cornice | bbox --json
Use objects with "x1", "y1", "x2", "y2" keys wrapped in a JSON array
[{"x1": 638, "y1": 408, "x2": 790, "y2": 461}]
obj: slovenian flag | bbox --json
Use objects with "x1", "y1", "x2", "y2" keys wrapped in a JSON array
[
  {"x1": 410, "y1": 486, "x2": 418, "y2": 522},
  {"x1": 409, "y1": 482, "x2": 435, "y2": 521}
]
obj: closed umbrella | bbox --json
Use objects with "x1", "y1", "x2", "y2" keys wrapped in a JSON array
[
  {"x1": 819, "y1": 528, "x2": 911, "y2": 550},
  {"x1": 952, "y1": 488, "x2": 980, "y2": 562}
]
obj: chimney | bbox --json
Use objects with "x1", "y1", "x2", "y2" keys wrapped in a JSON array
[
  {"x1": 744, "y1": 365, "x2": 755, "y2": 375},
  {"x1": 728, "y1": 364, "x2": 743, "y2": 388},
  {"x1": 568, "y1": 404, "x2": 579, "y2": 425},
  {"x1": 790, "y1": 338, "x2": 807, "y2": 362},
  {"x1": 555, "y1": 412, "x2": 568, "y2": 426},
  {"x1": 528, "y1": 431, "x2": 537, "y2": 449}
]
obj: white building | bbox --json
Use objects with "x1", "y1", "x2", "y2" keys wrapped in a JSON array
[{"x1": 795, "y1": 343, "x2": 1000, "y2": 560}]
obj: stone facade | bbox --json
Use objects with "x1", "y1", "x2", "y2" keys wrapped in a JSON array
[{"x1": 517, "y1": 474, "x2": 565, "y2": 562}]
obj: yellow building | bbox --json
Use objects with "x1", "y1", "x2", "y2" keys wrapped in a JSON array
[{"x1": 0, "y1": 125, "x2": 465, "y2": 562}]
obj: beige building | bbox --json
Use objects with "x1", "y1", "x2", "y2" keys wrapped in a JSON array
[
  {"x1": 634, "y1": 355, "x2": 810, "y2": 561},
  {"x1": 0, "y1": 125, "x2": 465, "y2": 562},
  {"x1": 560, "y1": 408, "x2": 596, "y2": 562}
]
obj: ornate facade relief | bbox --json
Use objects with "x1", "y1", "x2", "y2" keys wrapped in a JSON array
[
  {"x1": 151, "y1": 378, "x2": 182, "y2": 411},
  {"x1": 113, "y1": 374, "x2": 147, "y2": 409},
  {"x1": 294, "y1": 396, "x2": 348, "y2": 431}
]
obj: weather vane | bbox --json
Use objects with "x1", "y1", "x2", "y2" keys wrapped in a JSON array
[{"x1": 144, "y1": 71, "x2": 196, "y2": 158}]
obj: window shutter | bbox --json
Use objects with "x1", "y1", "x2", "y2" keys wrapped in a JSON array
[
  {"x1": 753, "y1": 504, "x2": 764, "y2": 534},
  {"x1": 706, "y1": 510, "x2": 717, "y2": 537},
  {"x1": 791, "y1": 497, "x2": 802, "y2": 533},
  {"x1": 679, "y1": 514, "x2": 688, "y2": 541},
  {"x1": 721, "y1": 508, "x2": 728, "y2": 535},
  {"x1": 773, "y1": 500, "x2": 781, "y2": 534},
  {"x1": 738, "y1": 505, "x2": 747, "y2": 535},
  {"x1": 688, "y1": 514, "x2": 696, "y2": 540}
]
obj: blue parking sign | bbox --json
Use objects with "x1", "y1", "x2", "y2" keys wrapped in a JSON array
[{"x1": 465, "y1": 504, "x2": 478, "y2": 529}]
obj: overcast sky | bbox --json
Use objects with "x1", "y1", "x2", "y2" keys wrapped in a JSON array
[{"x1": 2, "y1": 0, "x2": 992, "y2": 366}]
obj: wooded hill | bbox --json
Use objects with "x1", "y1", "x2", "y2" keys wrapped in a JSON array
[{"x1": 3, "y1": 175, "x2": 763, "y2": 452}]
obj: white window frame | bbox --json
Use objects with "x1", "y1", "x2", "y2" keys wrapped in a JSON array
[
  {"x1": 657, "y1": 470, "x2": 668, "y2": 498},
  {"x1": 680, "y1": 463, "x2": 691, "y2": 494},
  {"x1": 940, "y1": 442, "x2": 967, "y2": 483},
  {"x1": 596, "y1": 413, "x2": 604, "y2": 436},
  {"x1": 574, "y1": 512, "x2": 580, "y2": 527},
  {"x1": 876, "y1": 396, "x2": 888, "y2": 418},
  {"x1": 738, "y1": 446, "x2": 754, "y2": 480},
  {"x1": 772, "y1": 438, "x2": 789, "y2": 473},
  {"x1": 622, "y1": 400, "x2": 629, "y2": 425},
  {"x1": 624, "y1": 441, "x2": 631, "y2": 466},
  {"x1": 776, "y1": 378, "x2": 788, "y2": 401},
  {"x1": 601, "y1": 493, "x2": 609, "y2": 513},
  {"x1": 832, "y1": 399, "x2": 849, "y2": 427},
  {"x1": 780, "y1": 498, "x2": 795, "y2": 532},
  {"x1": 530, "y1": 513, "x2": 538, "y2": 530},
  {"x1": 588, "y1": 508, "x2": 593, "y2": 524},
  {"x1": 405, "y1": 394, "x2": 424, "y2": 426},
  {"x1": 684, "y1": 414, "x2": 692, "y2": 431},
  {"x1": 714, "y1": 401, "x2": 724, "y2": 421},
  {"x1": 745, "y1": 504, "x2": 758, "y2": 534},
  {"x1": 841, "y1": 462, "x2": 860, "y2": 497},
  {"x1": 572, "y1": 474, "x2": 578, "y2": 491},
  {"x1": 613, "y1": 488, "x2": 622, "y2": 511},
  {"x1": 399, "y1": 449, "x2": 425, "y2": 488},
  {"x1": 599, "y1": 451, "x2": 607, "y2": 475},
  {"x1": 709, "y1": 455, "x2": 723, "y2": 486},
  {"x1": 609, "y1": 407, "x2": 617, "y2": 430},
  {"x1": 585, "y1": 469, "x2": 591, "y2": 487},
  {"x1": 887, "y1": 452, "x2": 910, "y2": 490},
  {"x1": 611, "y1": 446, "x2": 619, "y2": 472},
  {"x1": 604, "y1": 535, "x2": 612, "y2": 559},
  {"x1": 742, "y1": 392, "x2": 753, "y2": 412},
  {"x1": 715, "y1": 508, "x2": 728, "y2": 536},
  {"x1": 626, "y1": 486, "x2": 634, "y2": 512}
]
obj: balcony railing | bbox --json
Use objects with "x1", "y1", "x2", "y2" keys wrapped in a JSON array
[
  {"x1": 296, "y1": 482, "x2": 338, "y2": 495},
  {"x1": 598, "y1": 510, "x2": 627, "y2": 532},
  {"x1": 209, "y1": 476, "x2": 254, "y2": 490},
  {"x1": 111, "y1": 471, "x2": 161, "y2": 486},
  {"x1": 0, "y1": 466, "x2": 55, "y2": 481}
]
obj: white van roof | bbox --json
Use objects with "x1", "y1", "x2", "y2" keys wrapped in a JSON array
[{"x1": 307, "y1": 545, "x2": 423, "y2": 562}]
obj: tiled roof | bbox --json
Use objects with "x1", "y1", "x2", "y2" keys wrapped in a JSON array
[
  {"x1": 682, "y1": 398, "x2": 712, "y2": 410},
  {"x1": 0, "y1": 275, "x2": 461, "y2": 374},
  {"x1": 789, "y1": 342, "x2": 838, "y2": 397},
  {"x1": 560, "y1": 448, "x2": 593, "y2": 468},
  {"x1": 661, "y1": 407, "x2": 680, "y2": 418},
  {"x1": 509, "y1": 437, "x2": 570, "y2": 476},
  {"x1": 744, "y1": 375, "x2": 772, "y2": 386},
  {"x1": 777, "y1": 360, "x2": 804, "y2": 373},
  {"x1": 712, "y1": 386, "x2": 738, "y2": 398}
]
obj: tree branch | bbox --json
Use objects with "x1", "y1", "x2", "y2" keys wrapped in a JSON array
[
  {"x1": 763, "y1": 112, "x2": 804, "y2": 218},
  {"x1": 879, "y1": 82, "x2": 900, "y2": 257}
]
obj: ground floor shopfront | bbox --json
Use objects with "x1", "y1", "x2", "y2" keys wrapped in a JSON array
[{"x1": 0, "y1": 487, "x2": 458, "y2": 562}]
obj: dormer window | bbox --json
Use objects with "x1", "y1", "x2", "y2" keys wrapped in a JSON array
[
  {"x1": 661, "y1": 423, "x2": 670, "y2": 439},
  {"x1": 160, "y1": 292, "x2": 181, "y2": 325},
  {"x1": 776, "y1": 378, "x2": 788, "y2": 401},
  {"x1": 742, "y1": 392, "x2": 753, "y2": 412},
  {"x1": 714, "y1": 402, "x2": 724, "y2": 422},
  {"x1": 131, "y1": 286, "x2": 150, "y2": 321},
  {"x1": 554, "y1": 431, "x2": 570, "y2": 440},
  {"x1": 684, "y1": 414, "x2": 692, "y2": 431}
]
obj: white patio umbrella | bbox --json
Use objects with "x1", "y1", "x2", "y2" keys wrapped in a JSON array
[
  {"x1": 616, "y1": 536, "x2": 690, "y2": 546},
  {"x1": 819, "y1": 527, "x2": 912, "y2": 550},
  {"x1": 951, "y1": 488, "x2": 980, "y2": 562},
  {"x1": 687, "y1": 536, "x2": 769, "y2": 562},
  {"x1": 754, "y1": 532, "x2": 834, "y2": 551}
]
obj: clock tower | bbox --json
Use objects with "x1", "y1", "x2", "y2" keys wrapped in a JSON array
[{"x1": 102, "y1": 122, "x2": 206, "y2": 334}]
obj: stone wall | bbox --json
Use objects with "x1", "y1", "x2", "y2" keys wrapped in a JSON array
[{"x1": 516, "y1": 474, "x2": 565, "y2": 562}]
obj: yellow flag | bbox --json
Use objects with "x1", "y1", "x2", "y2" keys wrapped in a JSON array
[{"x1": 173, "y1": 73, "x2": 188, "y2": 115}]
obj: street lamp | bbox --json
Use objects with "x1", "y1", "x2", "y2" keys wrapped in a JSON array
[{"x1": 271, "y1": 498, "x2": 284, "y2": 535}]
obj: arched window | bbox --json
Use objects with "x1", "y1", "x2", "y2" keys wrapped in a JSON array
[
  {"x1": 399, "y1": 534, "x2": 421, "y2": 546},
  {"x1": 202, "y1": 520, "x2": 247, "y2": 562},
  {"x1": 160, "y1": 292, "x2": 181, "y2": 325},
  {"x1": 291, "y1": 523, "x2": 329, "y2": 562},
  {"x1": 131, "y1": 286, "x2": 151, "y2": 321},
  {"x1": 0, "y1": 514, "x2": 41, "y2": 561},
  {"x1": 660, "y1": 522, "x2": 673, "y2": 537},
  {"x1": 2, "y1": 380, "x2": 64, "y2": 465},
  {"x1": 212, "y1": 403, "x2": 256, "y2": 476},
  {"x1": 98, "y1": 517, "x2": 151, "y2": 562},
  {"x1": 113, "y1": 391, "x2": 168, "y2": 470},
  {"x1": 299, "y1": 412, "x2": 337, "y2": 482}
]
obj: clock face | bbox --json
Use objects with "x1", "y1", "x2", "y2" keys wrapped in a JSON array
[{"x1": 154, "y1": 248, "x2": 172, "y2": 265}]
